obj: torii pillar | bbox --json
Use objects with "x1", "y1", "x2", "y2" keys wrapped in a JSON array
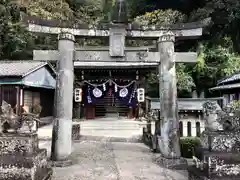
[
  {"x1": 157, "y1": 31, "x2": 187, "y2": 168},
  {"x1": 51, "y1": 32, "x2": 75, "y2": 165}
]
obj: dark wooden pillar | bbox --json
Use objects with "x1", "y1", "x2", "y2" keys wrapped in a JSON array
[
  {"x1": 128, "y1": 107, "x2": 134, "y2": 119},
  {"x1": 85, "y1": 104, "x2": 95, "y2": 120}
]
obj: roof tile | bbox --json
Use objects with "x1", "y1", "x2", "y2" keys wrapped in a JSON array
[{"x1": 0, "y1": 61, "x2": 46, "y2": 77}]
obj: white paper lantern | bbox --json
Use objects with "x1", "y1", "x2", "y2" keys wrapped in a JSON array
[{"x1": 137, "y1": 88, "x2": 145, "y2": 102}]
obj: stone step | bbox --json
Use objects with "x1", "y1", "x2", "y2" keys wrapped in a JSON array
[
  {"x1": 78, "y1": 135, "x2": 142, "y2": 143},
  {"x1": 80, "y1": 130, "x2": 142, "y2": 138},
  {"x1": 80, "y1": 126, "x2": 143, "y2": 130}
]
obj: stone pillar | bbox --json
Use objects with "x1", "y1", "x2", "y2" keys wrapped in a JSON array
[
  {"x1": 199, "y1": 91, "x2": 205, "y2": 98},
  {"x1": 156, "y1": 31, "x2": 187, "y2": 169},
  {"x1": 192, "y1": 90, "x2": 198, "y2": 98},
  {"x1": 51, "y1": 32, "x2": 75, "y2": 165}
]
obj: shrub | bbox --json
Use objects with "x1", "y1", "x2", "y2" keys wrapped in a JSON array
[
  {"x1": 180, "y1": 137, "x2": 201, "y2": 158},
  {"x1": 32, "y1": 104, "x2": 42, "y2": 115}
]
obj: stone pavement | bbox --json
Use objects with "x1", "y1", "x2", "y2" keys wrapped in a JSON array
[
  {"x1": 38, "y1": 118, "x2": 188, "y2": 180},
  {"x1": 39, "y1": 140, "x2": 188, "y2": 180}
]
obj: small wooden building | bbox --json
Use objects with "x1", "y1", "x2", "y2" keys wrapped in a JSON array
[
  {"x1": 210, "y1": 72, "x2": 240, "y2": 105},
  {"x1": 146, "y1": 97, "x2": 224, "y2": 137},
  {"x1": 0, "y1": 61, "x2": 56, "y2": 117}
]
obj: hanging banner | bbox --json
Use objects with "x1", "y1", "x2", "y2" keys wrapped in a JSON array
[
  {"x1": 113, "y1": 81, "x2": 137, "y2": 108},
  {"x1": 84, "y1": 80, "x2": 110, "y2": 104}
]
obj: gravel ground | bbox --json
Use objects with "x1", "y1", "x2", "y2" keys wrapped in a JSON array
[{"x1": 42, "y1": 141, "x2": 189, "y2": 180}]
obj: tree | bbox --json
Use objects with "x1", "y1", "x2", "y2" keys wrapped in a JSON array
[
  {"x1": 0, "y1": 0, "x2": 34, "y2": 60},
  {"x1": 189, "y1": 38, "x2": 240, "y2": 96},
  {"x1": 134, "y1": 9, "x2": 195, "y2": 96}
]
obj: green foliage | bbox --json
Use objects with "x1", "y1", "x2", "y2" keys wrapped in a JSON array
[
  {"x1": 146, "y1": 64, "x2": 195, "y2": 97},
  {"x1": 230, "y1": 100, "x2": 240, "y2": 110},
  {"x1": 189, "y1": 40, "x2": 240, "y2": 94},
  {"x1": 134, "y1": 9, "x2": 186, "y2": 26},
  {"x1": 180, "y1": 137, "x2": 201, "y2": 158},
  {"x1": 27, "y1": 0, "x2": 74, "y2": 20},
  {"x1": 0, "y1": 0, "x2": 34, "y2": 59},
  {"x1": 1, "y1": 0, "x2": 240, "y2": 96},
  {"x1": 134, "y1": 9, "x2": 194, "y2": 94},
  {"x1": 32, "y1": 104, "x2": 42, "y2": 115}
]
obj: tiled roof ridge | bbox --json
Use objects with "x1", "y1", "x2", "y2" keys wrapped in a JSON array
[{"x1": 0, "y1": 60, "x2": 45, "y2": 63}]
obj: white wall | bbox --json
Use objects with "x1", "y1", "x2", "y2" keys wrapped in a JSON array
[{"x1": 179, "y1": 114, "x2": 205, "y2": 137}]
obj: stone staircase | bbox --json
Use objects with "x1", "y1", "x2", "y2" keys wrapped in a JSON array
[
  {"x1": 78, "y1": 117, "x2": 147, "y2": 142},
  {"x1": 37, "y1": 117, "x2": 148, "y2": 142}
]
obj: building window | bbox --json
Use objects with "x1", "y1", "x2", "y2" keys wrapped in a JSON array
[
  {"x1": 179, "y1": 121, "x2": 183, "y2": 137},
  {"x1": 196, "y1": 122, "x2": 201, "y2": 137},
  {"x1": 187, "y1": 122, "x2": 191, "y2": 137}
]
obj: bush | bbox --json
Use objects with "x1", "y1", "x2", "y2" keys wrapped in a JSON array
[
  {"x1": 180, "y1": 137, "x2": 201, "y2": 158},
  {"x1": 32, "y1": 104, "x2": 42, "y2": 115}
]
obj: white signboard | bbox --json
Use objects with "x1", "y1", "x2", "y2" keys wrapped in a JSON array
[{"x1": 74, "y1": 88, "x2": 82, "y2": 102}]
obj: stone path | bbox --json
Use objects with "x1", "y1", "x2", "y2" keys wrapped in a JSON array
[
  {"x1": 38, "y1": 118, "x2": 188, "y2": 180},
  {"x1": 40, "y1": 140, "x2": 188, "y2": 180}
]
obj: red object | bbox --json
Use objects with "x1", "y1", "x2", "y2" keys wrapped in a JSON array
[
  {"x1": 108, "y1": 88, "x2": 112, "y2": 96},
  {"x1": 85, "y1": 104, "x2": 95, "y2": 120}
]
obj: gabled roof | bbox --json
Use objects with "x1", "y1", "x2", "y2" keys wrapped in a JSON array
[
  {"x1": 209, "y1": 83, "x2": 240, "y2": 91},
  {"x1": 74, "y1": 61, "x2": 158, "y2": 69},
  {"x1": 148, "y1": 97, "x2": 223, "y2": 111},
  {"x1": 217, "y1": 72, "x2": 240, "y2": 85},
  {"x1": 0, "y1": 61, "x2": 54, "y2": 77}
]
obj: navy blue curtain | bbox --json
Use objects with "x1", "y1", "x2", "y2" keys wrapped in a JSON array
[
  {"x1": 84, "y1": 82, "x2": 110, "y2": 104},
  {"x1": 113, "y1": 81, "x2": 137, "y2": 108}
]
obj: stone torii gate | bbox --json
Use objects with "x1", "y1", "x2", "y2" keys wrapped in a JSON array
[{"x1": 23, "y1": 1, "x2": 207, "y2": 167}]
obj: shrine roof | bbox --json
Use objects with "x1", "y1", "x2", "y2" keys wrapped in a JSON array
[
  {"x1": 148, "y1": 97, "x2": 223, "y2": 111},
  {"x1": 209, "y1": 83, "x2": 240, "y2": 91},
  {"x1": 74, "y1": 61, "x2": 158, "y2": 69},
  {"x1": 0, "y1": 61, "x2": 48, "y2": 77},
  {"x1": 217, "y1": 72, "x2": 240, "y2": 85}
]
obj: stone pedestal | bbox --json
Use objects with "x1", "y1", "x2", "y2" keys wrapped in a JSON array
[
  {"x1": 72, "y1": 123, "x2": 81, "y2": 140},
  {"x1": 154, "y1": 153, "x2": 188, "y2": 170},
  {"x1": 189, "y1": 130, "x2": 240, "y2": 179},
  {"x1": 51, "y1": 32, "x2": 75, "y2": 163},
  {"x1": 0, "y1": 133, "x2": 52, "y2": 180}
]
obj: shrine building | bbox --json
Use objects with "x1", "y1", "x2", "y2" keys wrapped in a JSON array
[{"x1": 74, "y1": 62, "x2": 155, "y2": 120}]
